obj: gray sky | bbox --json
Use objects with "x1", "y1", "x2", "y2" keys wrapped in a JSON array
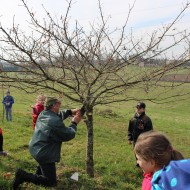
[
  {"x1": 1, "y1": 0, "x2": 189, "y2": 31},
  {"x1": 0, "y1": 0, "x2": 190, "y2": 57}
]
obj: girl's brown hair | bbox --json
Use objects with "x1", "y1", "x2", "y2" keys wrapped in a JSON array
[{"x1": 134, "y1": 130, "x2": 184, "y2": 168}]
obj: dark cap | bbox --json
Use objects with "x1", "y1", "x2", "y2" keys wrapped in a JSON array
[
  {"x1": 136, "y1": 102, "x2": 146, "y2": 109},
  {"x1": 44, "y1": 96, "x2": 60, "y2": 108}
]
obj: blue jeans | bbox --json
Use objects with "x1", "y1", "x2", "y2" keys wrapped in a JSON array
[{"x1": 5, "y1": 107, "x2": 12, "y2": 121}]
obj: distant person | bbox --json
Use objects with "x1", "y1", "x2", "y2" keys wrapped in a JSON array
[
  {"x1": 128, "y1": 102, "x2": 153, "y2": 166},
  {"x1": 2, "y1": 90, "x2": 14, "y2": 121},
  {"x1": 134, "y1": 131, "x2": 184, "y2": 190},
  {"x1": 32, "y1": 94, "x2": 46, "y2": 130},
  {"x1": 12, "y1": 96, "x2": 82, "y2": 190},
  {"x1": 0, "y1": 128, "x2": 8, "y2": 156}
]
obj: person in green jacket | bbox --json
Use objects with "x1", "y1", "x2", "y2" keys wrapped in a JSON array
[{"x1": 13, "y1": 97, "x2": 82, "y2": 189}]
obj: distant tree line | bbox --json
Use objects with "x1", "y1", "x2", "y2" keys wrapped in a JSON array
[
  {"x1": 0, "y1": 61, "x2": 21, "y2": 72},
  {"x1": 1, "y1": 57, "x2": 190, "y2": 72}
]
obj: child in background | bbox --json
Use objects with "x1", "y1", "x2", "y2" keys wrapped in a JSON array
[
  {"x1": 134, "y1": 130, "x2": 184, "y2": 190},
  {"x1": 0, "y1": 128, "x2": 8, "y2": 156},
  {"x1": 32, "y1": 94, "x2": 46, "y2": 130}
]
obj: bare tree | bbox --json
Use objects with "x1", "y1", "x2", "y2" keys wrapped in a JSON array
[{"x1": 0, "y1": 0, "x2": 190, "y2": 177}]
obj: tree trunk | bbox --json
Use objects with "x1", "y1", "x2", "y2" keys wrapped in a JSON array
[{"x1": 85, "y1": 106, "x2": 94, "y2": 177}]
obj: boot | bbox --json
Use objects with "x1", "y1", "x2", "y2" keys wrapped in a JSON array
[
  {"x1": 12, "y1": 169, "x2": 26, "y2": 190},
  {"x1": 12, "y1": 168, "x2": 55, "y2": 189}
]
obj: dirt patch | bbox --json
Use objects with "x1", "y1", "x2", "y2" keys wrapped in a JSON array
[{"x1": 161, "y1": 73, "x2": 190, "y2": 82}]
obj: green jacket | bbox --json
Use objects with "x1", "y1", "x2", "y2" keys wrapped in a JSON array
[{"x1": 29, "y1": 109, "x2": 77, "y2": 164}]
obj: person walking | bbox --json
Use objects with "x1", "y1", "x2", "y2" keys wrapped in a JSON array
[
  {"x1": 12, "y1": 96, "x2": 82, "y2": 189},
  {"x1": 128, "y1": 102, "x2": 153, "y2": 166},
  {"x1": 2, "y1": 90, "x2": 14, "y2": 121}
]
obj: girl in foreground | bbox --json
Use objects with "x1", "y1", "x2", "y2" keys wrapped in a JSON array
[{"x1": 134, "y1": 130, "x2": 190, "y2": 190}]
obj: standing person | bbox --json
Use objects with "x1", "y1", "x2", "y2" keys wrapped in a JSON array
[
  {"x1": 134, "y1": 131, "x2": 184, "y2": 190},
  {"x1": 32, "y1": 94, "x2": 46, "y2": 130},
  {"x1": 128, "y1": 102, "x2": 153, "y2": 145},
  {"x1": 0, "y1": 128, "x2": 8, "y2": 156},
  {"x1": 12, "y1": 97, "x2": 81, "y2": 190},
  {"x1": 2, "y1": 90, "x2": 14, "y2": 121},
  {"x1": 128, "y1": 102, "x2": 153, "y2": 166}
]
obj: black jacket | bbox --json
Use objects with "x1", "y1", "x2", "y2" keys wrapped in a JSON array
[{"x1": 128, "y1": 112, "x2": 153, "y2": 144}]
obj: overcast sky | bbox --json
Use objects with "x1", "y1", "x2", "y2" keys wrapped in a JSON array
[
  {"x1": 0, "y1": 0, "x2": 189, "y2": 31},
  {"x1": 0, "y1": 0, "x2": 190, "y2": 57}
]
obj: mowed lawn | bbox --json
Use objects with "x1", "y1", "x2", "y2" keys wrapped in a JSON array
[{"x1": 0, "y1": 83, "x2": 190, "y2": 190}]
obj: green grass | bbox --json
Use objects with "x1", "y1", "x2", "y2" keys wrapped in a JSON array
[{"x1": 0, "y1": 84, "x2": 190, "y2": 189}]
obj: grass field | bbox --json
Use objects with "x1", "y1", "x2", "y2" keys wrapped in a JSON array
[{"x1": 0, "y1": 83, "x2": 190, "y2": 190}]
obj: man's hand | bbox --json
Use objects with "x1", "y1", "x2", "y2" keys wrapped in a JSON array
[
  {"x1": 71, "y1": 108, "x2": 80, "y2": 116},
  {"x1": 72, "y1": 112, "x2": 81, "y2": 124}
]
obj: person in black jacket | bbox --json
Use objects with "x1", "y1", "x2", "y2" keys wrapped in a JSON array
[{"x1": 128, "y1": 102, "x2": 153, "y2": 166}]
